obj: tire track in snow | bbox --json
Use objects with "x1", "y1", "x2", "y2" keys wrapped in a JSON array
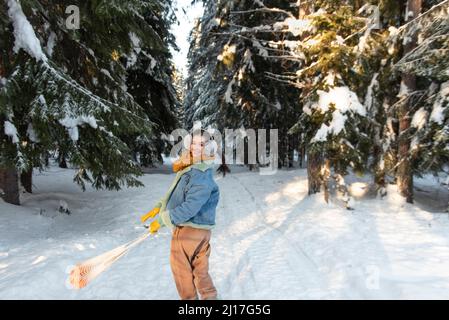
[
  {"x1": 213, "y1": 172, "x2": 331, "y2": 298},
  {"x1": 230, "y1": 174, "x2": 332, "y2": 298}
]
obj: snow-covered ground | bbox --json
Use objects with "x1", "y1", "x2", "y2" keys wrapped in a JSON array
[{"x1": 1, "y1": 163, "x2": 449, "y2": 299}]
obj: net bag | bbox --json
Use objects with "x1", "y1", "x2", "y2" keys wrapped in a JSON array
[{"x1": 68, "y1": 232, "x2": 150, "y2": 289}]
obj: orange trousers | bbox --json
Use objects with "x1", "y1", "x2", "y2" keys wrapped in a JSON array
[{"x1": 170, "y1": 226, "x2": 217, "y2": 300}]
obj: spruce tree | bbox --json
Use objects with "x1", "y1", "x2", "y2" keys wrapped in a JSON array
[{"x1": 0, "y1": 0, "x2": 179, "y2": 204}]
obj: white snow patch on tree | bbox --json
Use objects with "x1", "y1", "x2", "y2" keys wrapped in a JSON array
[
  {"x1": 397, "y1": 81, "x2": 410, "y2": 98},
  {"x1": 410, "y1": 135, "x2": 420, "y2": 151},
  {"x1": 314, "y1": 86, "x2": 366, "y2": 115},
  {"x1": 217, "y1": 44, "x2": 236, "y2": 62},
  {"x1": 364, "y1": 73, "x2": 379, "y2": 111},
  {"x1": 274, "y1": 18, "x2": 312, "y2": 37},
  {"x1": 129, "y1": 32, "x2": 141, "y2": 53},
  {"x1": 312, "y1": 111, "x2": 348, "y2": 142},
  {"x1": 26, "y1": 123, "x2": 39, "y2": 143},
  {"x1": 311, "y1": 86, "x2": 365, "y2": 142},
  {"x1": 430, "y1": 81, "x2": 449, "y2": 125},
  {"x1": 4, "y1": 121, "x2": 20, "y2": 144},
  {"x1": 243, "y1": 49, "x2": 255, "y2": 73},
  {"x1": 274, "y1": 101, "x2": 281, "y2": 110},
  {"x1": 252, "y1": 40, "x2": 268, "y2": 58},
  {"x1": 225, "y1": 78, "x2": 236, "y2": 104},
  {"x1": 45, "y1": 31, "x2": 57, "y2": 57},
  {"x1": 7, "y1": 0, "x2": 47, "y2": 62},
  {"x1": 411, "y1": 107, "x2": 428, "y2": 130},
  {"x1": 325, "y1": 72, "x2": 336, "y2": 86},
  {"x1": 59, "y1": 115, "x2": 99, "y2": 142}
]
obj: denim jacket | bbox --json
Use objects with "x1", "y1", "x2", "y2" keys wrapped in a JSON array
[{"x1": 156, "y1": 162, "x2": 220, "y2": 230}]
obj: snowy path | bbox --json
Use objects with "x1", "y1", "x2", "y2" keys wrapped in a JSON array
[
  {"x1": 1, "y1": 165, "x2": 449, "y2": 299},
  {"x1": 212, "y1": 173, "x2": 330, "y2": 299}
]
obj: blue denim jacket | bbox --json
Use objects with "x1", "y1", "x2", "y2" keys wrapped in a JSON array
[{"x1": 157, "y1": 163, "x2": 219, "y2": 229}]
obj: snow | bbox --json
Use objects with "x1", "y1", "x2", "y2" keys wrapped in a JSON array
[
  {"x1": 1, "y1": 165, "x2": 449, "y2": 299},
  {"x1": 252, "y1": 40, "x2": 268, "y2": 58},
  {"x1": 312, "y1": 111, "x2": 348, "y2": 142},
  {"x1": 225, "y1": 78, "x2": 235, "y2": 104},
  {"x1": 4, "y1": 121, "x2": 20, "y2": 144},
  {"x1": 7, "y1": 0, "x2": 47, "y2": 62},
  {"x1": 364, "y1": 73, "x2": 379, "y2": 111},
  {"x1": 314, "y1": 86, "x2": 366, "y2": 115},
  {"x1": 430, "y1": 81, "x2": 449, "y2": 125},
  {"x1": 243, "y1": 49, "x2": 255, "y2": 73},
  {"x1": 127, "y1": 32, "x2": 142, "y2": 68},
  {"x1": 100, "y1": 69, "x2": 113, "y2": 80},
  {"x1": 146, "y1": 55, "x2": 157, "y2": 73},
  {"x1": 45, "y1": 32, "x2": 57, "y2": 57},
  {"x1": 397, "y1": 81, "x2": 410, "y2": 98},
  {"x1": 27, "y1": 123, "x2": 39, "y2": 143},
  {"x1": 59, "y1": 115, "x2": 99, "y2": 142},
  {"x1": 388, "y1": 26, "x2": 400, "y2": 37},
  {"x1": 129, "y1": 32, "x2": 141, "y2": 53},
  {"x1": 387, "y1": 26, "x2": 400, "y2": 55},
  {"x1": 325, "y1": 72, "x2": 336, "y2": 86},
  {"x1": 217, "y1": 44, "x2": 236, "y2": 62},
  {"x1": 274, "y1": 18, "x2": 312, "y2": 37},
  {"x1": 334, "y1": 35, "x2": 345, "y2": 45},
  {"x1": 310, "y1": 86, "x2": 365, "y2": 142},
  {"x1": 411, "y1": 107, "x2": 428, "y2": 130},
  {"x1": 274, "y1": 101, "x2": 281, "y2": 111}
]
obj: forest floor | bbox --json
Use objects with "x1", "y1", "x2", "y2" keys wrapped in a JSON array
[{"x1": 1, "y1": 160, "x2": 449, "y2": 299}]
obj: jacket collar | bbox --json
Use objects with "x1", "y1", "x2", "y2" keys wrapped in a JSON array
[
  {"x1": 176, "y1": 161, "x2": 213, "y2": 175},
  {"x1": 191, "y1": 161, "x2": 214, "y2": 172}
]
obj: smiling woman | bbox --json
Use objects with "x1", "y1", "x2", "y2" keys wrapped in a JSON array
[{"x1": 146, "y1": 130, "x2": 220, "y2": 300}]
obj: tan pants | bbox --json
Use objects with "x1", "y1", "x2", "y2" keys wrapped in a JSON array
[{"x1": 170, "y1": 226, "x2": 217, "y2": 300}]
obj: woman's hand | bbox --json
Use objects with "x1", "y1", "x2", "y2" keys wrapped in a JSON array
[
  {"x1": 140, "y1": 207, "x2": 160, "y2": 223},
  {"x1": 149, "y1": 218, "x2": 161, "y2": 234}
]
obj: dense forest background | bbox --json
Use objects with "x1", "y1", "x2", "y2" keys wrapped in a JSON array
[{"x1": 1, "y1": 0, "x2": 448, "y2": 209}]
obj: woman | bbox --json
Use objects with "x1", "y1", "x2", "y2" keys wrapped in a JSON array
[{"x1": 141, "y1": 130, "x2": 220, "y2": 300}]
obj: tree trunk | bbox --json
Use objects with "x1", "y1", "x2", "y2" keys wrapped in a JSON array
[
  {"x1": 299, "y1": 145, "x2": 306, "y2": 168},
  {"x1": 58, "y1": 149, "x2": 68, "y2": 168},
  {"x1": 288, "y1": 135, "x2": 295, "y2": 168},
  {"x1": 20, "y1": 168, "x2": 33, "y2": 193},
  {"x1": 217, "y1": 149, "x2": 230, "y2": 177},
  {"x1": 322, "y1": 159, "x2": 331, "y2": 203},
  {"x1": 397, "y1": 0, "x2": 422, "y2": 204},
  {"x1": 307, "y1": 150, "x2": 322, "y2": 195},
  {"x1": 0, "y1": 167, "x2": 20, "y2": 205}
]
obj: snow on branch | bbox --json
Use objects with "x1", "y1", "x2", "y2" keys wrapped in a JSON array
[
  {"x1": 7, "y1": 0, "x2": 47, "y2": 62},
  {"x1": 230, "y1": 7, "x2": 295, "y2": 19},
  {"x1": 396, "y1": 0, "x2": 449, "y2": 34}
]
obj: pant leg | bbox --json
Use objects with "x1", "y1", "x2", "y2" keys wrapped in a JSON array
[
  {"x1": 191, "y1": 236, "x2": 218, "y2": 300},
  {"x1": 170, "y1": 227, "x2": 198, "y2": 300},
  {"x1": 171, "y1": 226, "x2": 217, "y2": 300}
]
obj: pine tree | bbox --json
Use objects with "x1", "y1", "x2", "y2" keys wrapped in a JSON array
[
  {"x1": 394, "y1": 0, "x2": 449, "y2": 191},
  {"x1": 395, "y1": 0, "x2": 423, "y2": 203},
  {"x1": 0, "y1": 0, "x2": 179, "y2": 205},
  {"x1": 279, "y1": 1, "x2": 378, "y2": 203},
  {"x1": 184, "y1": 0, "x2": 302, "y2": 172}
]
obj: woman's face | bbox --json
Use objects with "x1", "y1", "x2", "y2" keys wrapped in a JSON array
[{"x1": 190, "y1": 134, "x2": 208, "y2": 160}]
